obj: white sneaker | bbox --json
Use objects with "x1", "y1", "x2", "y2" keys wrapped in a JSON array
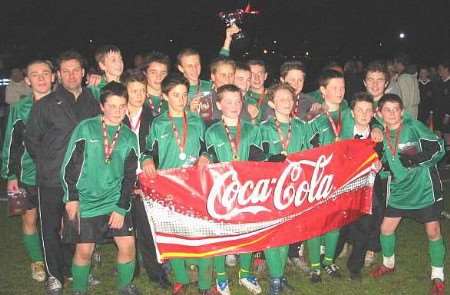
[
  {"x1": 338, "y1": 243, "x2": 352, "y2": 258},
  {"x1": 225, "y1": 255, "x2": 237, "y2": 267},
  {"x1": 239, "y1": 275, "x2": 262, "y2": 294},
  {"x1": 31, "y1": 261, "x2": 46, "y2": 282},
  {"x1": 364, "y1": 251, "x2": 376, "y2": 267},
  {"x1": 216, "y1": 279, "x2": 231, "y2": 295}
]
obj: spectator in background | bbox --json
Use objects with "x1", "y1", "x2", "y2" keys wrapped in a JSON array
[
  {"x1": 385, "y1": 60, "x2": 401, "y2": 97},
  {"x1": 393, "y1": 53, "x2": 421, "y2": 119},
  {"x1": 418, "y1": 66, "x2": 435, "y2": 124},
  {"x1": 344, "y1": 60, "x2": 364, "y2": 104},
  {"x1": 5, "y1": 68, "x2": 31, "y2": 105}
]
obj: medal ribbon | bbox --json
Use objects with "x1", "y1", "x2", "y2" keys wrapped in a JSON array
[
  {"x1": 223, "y1": 119, "x2": 241, "y2": 160},
  {"x1": 148, "y1": 95, "x2": 162, "y2": 115},
  {"x1": 168, "y1": 111, "x2": 188, "y2": 154},
  {"x1": 102, "y1": 118, "x2": 122, "y2": 163},
  {"x1": 386, "y1": 125, "x2": 402, "y2": 157},
  {"x1": 127, "y1": 111, "x2": 141, "y2": 132},
  {"x1": 275, "y1": 117, "x2": 292, "y2": 153},
  {"x1": 326, "y1": 107, "x2": 342, "y2": 139}
]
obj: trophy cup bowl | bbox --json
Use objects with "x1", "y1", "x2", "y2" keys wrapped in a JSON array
[{"x1": 218, "y1": 9, "x2": 246, "y2": 40}]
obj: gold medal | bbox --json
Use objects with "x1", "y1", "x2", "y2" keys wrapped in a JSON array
[
  {"x1": 335, "y1": 136, "x2": 340, "y2": 142},
  {"x1": 281, "y1": 150, "x2": 288, "y2": 156},
  {"x1": 232, "y1": 154, "x2": 240, "y2": 161}
]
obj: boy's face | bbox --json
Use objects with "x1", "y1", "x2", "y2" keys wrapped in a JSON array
[
  {"x1": 234, "y1": 69, "x2": 251, "y2": 93},
  {"x1": 25, "y1": 63, "x2": 54, "y2": 97},
  {"x1": 164, "y1": 84, "x2": 188, "y2": 114},
  {"x1": 127, "y1": 81, "x2": 146, "y2": 109},
  {"x1": 58, "y1": 59, "x2": 85, "y2": 92},
  {"x1": 364, "y1": 71, "x2": 387, "y2": 98},
  {"x1": 352, "y1": 101, "x2": 374, "y2": 127},
  {"x1": 178, "y1": 54, "x2": 201, "y2": 82},
  {"x1": 378, "y1": 101, "x2": 403, "y2": 128},
  {"x1": 101, "y1": 95, "x2": 128, "y2": 125},
  {"x1": 320, "y1": 78, "x2": 345, "y2": 105},
  {"x1": 99, "y1": 51, "x2": 124, "y2": 78},
  {"x1": 211, "y1": 64, "x2": 235, "y2": 88},
  {"x1": 249, "y1": 64, "x2": 267, "y2": 90},
  {"x1": 216, "y1": 91, "x2": 242, "y2": 120},
  {"x1": 437, "y1": 65, "x2": 449, "y2": 80},
  {"x1": 281, "y1": 69, "x2": 305, "y2": 95},
  {"x1": 146, "y1": 62, "x2": 168, "y2": 90},
  {"x1": 419, "y1": 68, "x2": 430, "y2": 81},
  {"x1": 271, "y1": 88, "x2": 294, "y2": 117}
]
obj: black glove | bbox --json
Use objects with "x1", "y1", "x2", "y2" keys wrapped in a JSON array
[
  {"x1": 399, "y1": 153, "x2": 424, "y2": 168},
  {"x1": 310, "y1": 133, "x2": 320, "y2": 148},
  {"x1": 374, "y1": 142, "x2": 384, "y2": 159},
  {"x1": 267, "y1": 154, "x2": 287, "y2": 162}
]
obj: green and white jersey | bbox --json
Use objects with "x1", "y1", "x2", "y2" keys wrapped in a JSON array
[
  {"x1": 88, "y1": 77, "x2": 108, "y2": 101},
  {"x1": 145, "y1": 94, "x2": 168, "y2": 117},
  {"x1": 61, "y1": 115, "x2": 138, "y2": 218},
  {"x1": 309, "y1": 103, "x2": 354, "y2": 145},
  {"x1": 260, "y1": 117, "x2": 314, "y2": 156},
  {"x1": 1, "y1": 95, "x2": 36, "y2": 185},
  {"x1": 188, "y1": 80, "x2": 213, "y2": 101},
  {"x1": 381, "y1": 119, "x2": 445, "y2": 210},
  {"x1": 143, "y1": 111, "x2": 206, "y2": 169},
  {"x1": 205, "y1": 120, "x2": 263, "y2": 162},
  {"x1": 243, "y1": 90, "x2": 270, "y2": 124}
]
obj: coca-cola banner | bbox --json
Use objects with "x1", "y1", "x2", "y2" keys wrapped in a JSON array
[{"x1": 139, "y1": 139, "x2": 380, "y2": 262}]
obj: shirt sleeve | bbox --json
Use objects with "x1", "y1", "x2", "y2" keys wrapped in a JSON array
[
  {"x1": 24, "y1": 101, "x2": 48, "y2": 160},
  {"x1": 115, "y1": 149, "x2": 138, "y2": 215}
]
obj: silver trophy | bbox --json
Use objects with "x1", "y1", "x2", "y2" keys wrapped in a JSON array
[{"x1": 218, "y1": 4, "x2": 259, "y2": 40}]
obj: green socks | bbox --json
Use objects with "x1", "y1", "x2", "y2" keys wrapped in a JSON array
[
  {"x1": 72, "y1": 264, "x2": 91, "y2": 292},
  {"x1": 23, "y1": 233, "x2": 43, "y2": 262},
  {"x1": 429, "y1": 238, "x2": 445, "y2": 267},
  {"x1": 117, "y1": 260, "x2": 136, "y2": 289},
  {"x1": 380, "y1": 233, "x2": 396, "y2": 257}
]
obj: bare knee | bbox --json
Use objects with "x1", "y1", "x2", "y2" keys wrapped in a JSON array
[
  {"x1": 74, "y1": 243, "x2": 95, "y2": 265},
  {"x1": 425, "y1": 222, "x2": 441, "y2": 241}
]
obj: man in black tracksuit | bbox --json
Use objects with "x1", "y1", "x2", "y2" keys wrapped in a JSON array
[{"x1": 25, "y1": 51, "x2": 100, "y2": 295}]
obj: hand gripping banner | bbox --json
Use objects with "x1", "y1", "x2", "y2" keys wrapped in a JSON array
[{"x1": 139, "y1": 139, "x2": 380, "y2": 262}]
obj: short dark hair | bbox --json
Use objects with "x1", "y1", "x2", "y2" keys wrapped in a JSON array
[
  {"x1": 393, "y1": 53, "x2": 410, "y2": 66},
  {"x1": 364, "y1": 61, "x2": 389, "y2": 81},
  {"x1": 161, "y1": 73, "x2": 189, "y2": 95},
  {"x1": 378, "y1": 93, "x2": 404, "y2": 110},
  {"x1": 267, "y1": 83, "x2": 295, "y2": 101},
  {"x1": 143, "y1": 51, "x2": 171, "y2": 72},
  {"x1": 280, "y1": 60, "x2": 306, "y2": 79},
  {"x1": 318, "y1": 69, "x2": 344, "y2": 88},
  {"x1": 121, "y1": 69, "x2": 147, "y2": 87},
  {"x1": 26, "y1": 59, "x2": 54, "y2": 75},
  {"x1": 235, "y1": 62, "x2": 251, "y2": 72},
  {"x1": 216, "y1": 84, "x2": 242, "y2": 102},
  {"x1": 247, "y1": 59, "x2": 266, "y2": 72},
  {"x1": 57, "y1": 50, "x2": 85, "y2": 70},
  {"x1": 94, "y1": 45, "x2": 121, "y2": 64},
  {"x1": 351, "y1": 92, "x2": 374, "y2": 109},
  {"x1": 100, "y1": 81, "x2": 128, "y2": 105},
  {"x1": 438, "y1": 60, "x2": 450, "y2": 70},
  {"x1": 210, "y1": 57, "x2": 236, "y2": 74},
  {"x1": 176, "y1": 48, "x2": 200, "y2": 66}
]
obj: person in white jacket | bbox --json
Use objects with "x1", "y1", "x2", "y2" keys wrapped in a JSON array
[{"x1": 393, "y1": 54, "x2": 421, "y2": 119}]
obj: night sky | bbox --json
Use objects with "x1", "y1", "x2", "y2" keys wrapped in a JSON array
[{"x1": 0, "y1": 0, "x2": 449, "y2": 71}]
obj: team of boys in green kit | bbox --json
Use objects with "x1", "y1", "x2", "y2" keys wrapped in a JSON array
[{"x1": 3, "y1": 36, "x2": 447, "y2": 295}]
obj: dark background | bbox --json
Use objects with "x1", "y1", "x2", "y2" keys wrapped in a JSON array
[{"x1": 0, "y1": 0, "x2": 449, "y2": 81}]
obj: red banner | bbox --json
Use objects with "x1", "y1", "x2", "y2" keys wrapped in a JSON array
[{"x1": 139, "y1": 139, "x2": 379, "y2": 262}]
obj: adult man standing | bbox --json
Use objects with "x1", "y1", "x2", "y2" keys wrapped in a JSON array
[
  {"x1": 393, "y1": 54, "x2": 421, "y2": 119},
  {"x1": 25, "y1": 51, "x2": 100, "y2": 295}
]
